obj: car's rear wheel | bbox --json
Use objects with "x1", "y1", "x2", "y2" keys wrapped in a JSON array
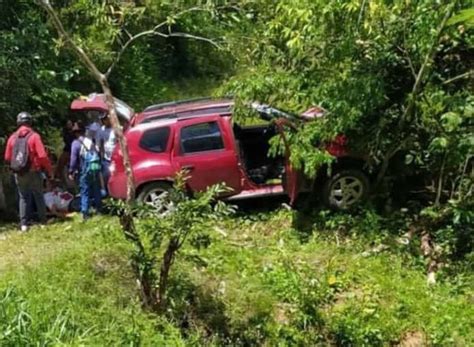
[
  {"x1": 322, "y1": 169, "x2": 369, "y2": 210},
  {"x1": 137, "y1": 182, "x2": 174, "y2": 215}
]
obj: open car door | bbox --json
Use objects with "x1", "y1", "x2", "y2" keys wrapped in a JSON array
[
  {"x1": 70, "y1": 93, "x2": 134, "y2": 127},
  {"x1": 248, "y1": 102, "x2": 328, "y2": 205},
  {"x1": 274, "y1": 119, "x2": 301, "y2": 205}
]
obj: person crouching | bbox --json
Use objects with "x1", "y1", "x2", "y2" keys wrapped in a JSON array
[
  {"x1": 44, "y1": 179, "x2": 74, "y2": 219},
  {"x1": 68, "y1": 121, "x2": 102, "y2": 220}
]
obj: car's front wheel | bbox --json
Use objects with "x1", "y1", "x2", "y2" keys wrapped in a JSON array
[
  {"x1": 137, "y1": 182, "x2": 174, "y2": 215},
  {"x1": 322, "y1": 169, "x2": 369, "y2": 210}
]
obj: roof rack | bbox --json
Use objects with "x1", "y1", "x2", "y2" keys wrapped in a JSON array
[
  {"x1": 143, "y1": 96, "x2": 227, "y2": 113},
  {"x1": 141, "y1": 105, "x2": 233, "y2": 125}
]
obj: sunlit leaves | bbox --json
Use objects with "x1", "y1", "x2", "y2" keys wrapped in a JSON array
[
  {"x1": 222, "y1": 0, "x2": 472, "y2": 210},
  {"x1": 447, "y1": 7, "x2": 474, "y2": 27},
  {"x1": 441, "y1": 112, "x2": 462, "y2": 132}
]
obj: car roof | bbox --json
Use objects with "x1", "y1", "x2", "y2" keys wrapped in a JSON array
[
  {"x1": 134, "y1": 97, "x2": 234, "y2": 125},
  {"x1": 131, "y1": 117, "x2": 178, "y2": 133}
]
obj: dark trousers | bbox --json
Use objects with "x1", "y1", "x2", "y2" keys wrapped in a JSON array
[
  {"x1": 79, "y1": 170, "x2": 102, "y2": 218},
  {"x1": 15, "y1": 171, "x2": 46, "y2": 226},
  {"x1": 102, "y1": 160, "x2": 111, "y2": 195}
]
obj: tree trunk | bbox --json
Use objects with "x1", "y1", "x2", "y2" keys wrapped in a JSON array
[
  {"x1": 37, "y1": 0, "x2": 158, "y2": 307},
  {"x1": 38, "y1": 0, "x2": 216, "y2": 313},
  {"x1": 99, "y1": 78, "x2": 136, "y2": 201},
  {"x1": 158, "y1": 237, "x2": 179, "y2": 312},
  {"x1": 38, "y1": 0, "x2": 136, "y2": 202}
]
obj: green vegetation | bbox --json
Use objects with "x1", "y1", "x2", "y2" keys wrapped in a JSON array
[
  {"x1": 0, "y1": 210, "x2": 472, "y2": 345},
  {"x1": 1, "y1": 1, "x2": 472, "y2": 345},
  {"x1": 0, "y1": 218, "x2": 185, "y2": 345},
  {"x1": 114, "y1": 174, "x2": 234, "y2": 312}
]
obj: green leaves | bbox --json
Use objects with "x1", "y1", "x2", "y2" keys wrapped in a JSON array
[
  {"x1": 447, "y1": 8, "x2": 474, "y2": 27},
  {"x1": 221, "y1": 0, "x2": 473, "y2": 216},
  {"x1": 127, "y1": 172, "x2": 235, "y2": 311},
  {"x1": 430, "y1": 137, "x2": 449, "y2": 151},
  {"x1": 441, "y1": 112, "x2": 462, "y2": 132}
]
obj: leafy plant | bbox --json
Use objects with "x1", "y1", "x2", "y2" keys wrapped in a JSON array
[{"x1": 114, "y1": 172, "x2": 234, "y2": 312}]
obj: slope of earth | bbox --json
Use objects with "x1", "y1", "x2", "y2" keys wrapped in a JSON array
[{"x1": 0, "y1": 209, "x2": 472, "y2": 345}]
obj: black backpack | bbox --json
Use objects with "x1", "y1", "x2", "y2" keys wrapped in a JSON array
[{"x1": 10, "y1": 131, "x2": 34, "y2": 174}]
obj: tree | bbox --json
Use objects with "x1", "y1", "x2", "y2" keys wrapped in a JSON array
[
  {"x1": 222, "y1": 0, "x2": 473, "y2": 279},
  {"x1": 130, "y1": 173, "x2": 233, "y2": 312},
  {"x1": 0, "y1": 0, "x2": 82, "y2": 144},
  {"x1": 37, "y1": 0, "x2": 224, "y2": 309}
]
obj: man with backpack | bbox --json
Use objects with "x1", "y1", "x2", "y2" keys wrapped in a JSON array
[
  {"x1": 4, "y1": 112, "x2": 52, "y2": 232},
  {"x1": 68, "y1": 121, "x2": 102, "y2": 220}
]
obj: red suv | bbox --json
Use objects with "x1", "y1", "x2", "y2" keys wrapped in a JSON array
[{"x1": 71, "y1": 94, "x2": 371, "y2": 210}]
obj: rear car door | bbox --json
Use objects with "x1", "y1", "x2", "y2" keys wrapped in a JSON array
[
  {"x1": 70, "y1": 93, "x2": 134, "y2": 128},
  {"x1": 173, "y1": 116, "x2": 242, "y2": 195}
]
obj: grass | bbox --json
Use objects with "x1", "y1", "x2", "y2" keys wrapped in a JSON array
[
  {"x1": 172, "y1": 209, "x2": 473, "y2": 345},
  {"x1": 0, "y1": 208, "x2": 472, "y2": 346},
  {"x1": 0, "y1": 216, "x2": 185, "y2": 346}
]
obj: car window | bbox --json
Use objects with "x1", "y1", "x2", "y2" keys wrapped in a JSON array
[
  {"x1": 181, "y1": 121, "x2": 224, "y2": 154},
  {"x1": 140, "y1": 127, "x2": 170, "y2": 153}
]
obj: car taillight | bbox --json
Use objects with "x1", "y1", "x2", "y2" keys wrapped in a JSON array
[{"x1": 110, "y1": 146, "x2": 124, "y2": 173}]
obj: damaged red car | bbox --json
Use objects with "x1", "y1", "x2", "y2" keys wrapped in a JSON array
[{"x1": 71, "y1": 94, "x2": 371, "y2": 211}]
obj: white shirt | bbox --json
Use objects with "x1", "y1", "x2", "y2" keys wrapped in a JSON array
[
  {"x1": 100, "y1": 126, "x2": 116, "y2": 161},
  {"x1": 79, "y1": 136, "x2": 98, "y2": 158},
  {"x1": 44, "y1": 189, "x2": 74, "y2": 212}
]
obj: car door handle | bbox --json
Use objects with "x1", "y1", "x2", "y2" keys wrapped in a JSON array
[{"x1": 182, "y1": 165, "x2": 195, "y2": 171}]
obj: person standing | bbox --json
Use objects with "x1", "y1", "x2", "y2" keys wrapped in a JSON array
[
  {"x1": 68, "y1": 121, "x2": 102, "y2": 220},
  {"x1": 86, "y1": 110, "x2": 102, "y2": 144},
  {"x1": 4, "y1": 112, "x2": 53, "y2": 232},
  {"x1": 99, "y1": 113, "x2": 116, "y2": 192},
  {"x1": 54, "y1": 119, "x2": 75, "y2": 182}
]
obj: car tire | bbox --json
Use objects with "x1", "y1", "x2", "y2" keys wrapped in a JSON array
[
  {"x1": 137, "y1": 182, "x2": 174, "y2": 215},
  {"x1": 322, "y1": 169, "x2": 369, "y2": 210}
]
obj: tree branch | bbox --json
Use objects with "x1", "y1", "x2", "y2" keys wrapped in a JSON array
[
  {"x1": 399, "y1": 4, "x2": 456, "y2": 128},
  {"x1": 374, "y1": 4, "x2": 455, "y2": 188},
  {"x1": 105, "y1": 6, "x2": 218, "y2": 78},
  {"x1": 357, "y1": 0, "x2": 367, "y2": 29},
  {"x1": 442, "y1": 70, "x2": 474, "y2": 85},
  {"x1": 157, "y1": 31, "x2": 221, "y2": 47},
  {"x1": 396, "y1": 45, "x2": 417, "y2": 80},
  {"x1": 37, "y1": 0, "x2": 105, "y2": 81},
  {"x1": 105, "y1": 28, "x2": 159, "y2": 78}
]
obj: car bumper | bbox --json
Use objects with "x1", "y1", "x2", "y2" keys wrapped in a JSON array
[{"x1": 108, "y1": 173, "x2": 128, "y2": 200}]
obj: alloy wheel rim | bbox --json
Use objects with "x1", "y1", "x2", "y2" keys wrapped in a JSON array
[
  {"x1": 144, "y1": 189, "x2": 173, "y2": 215},
  {"x1": 329, "y1": 176, "x2": 364, "y2": 209}
]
